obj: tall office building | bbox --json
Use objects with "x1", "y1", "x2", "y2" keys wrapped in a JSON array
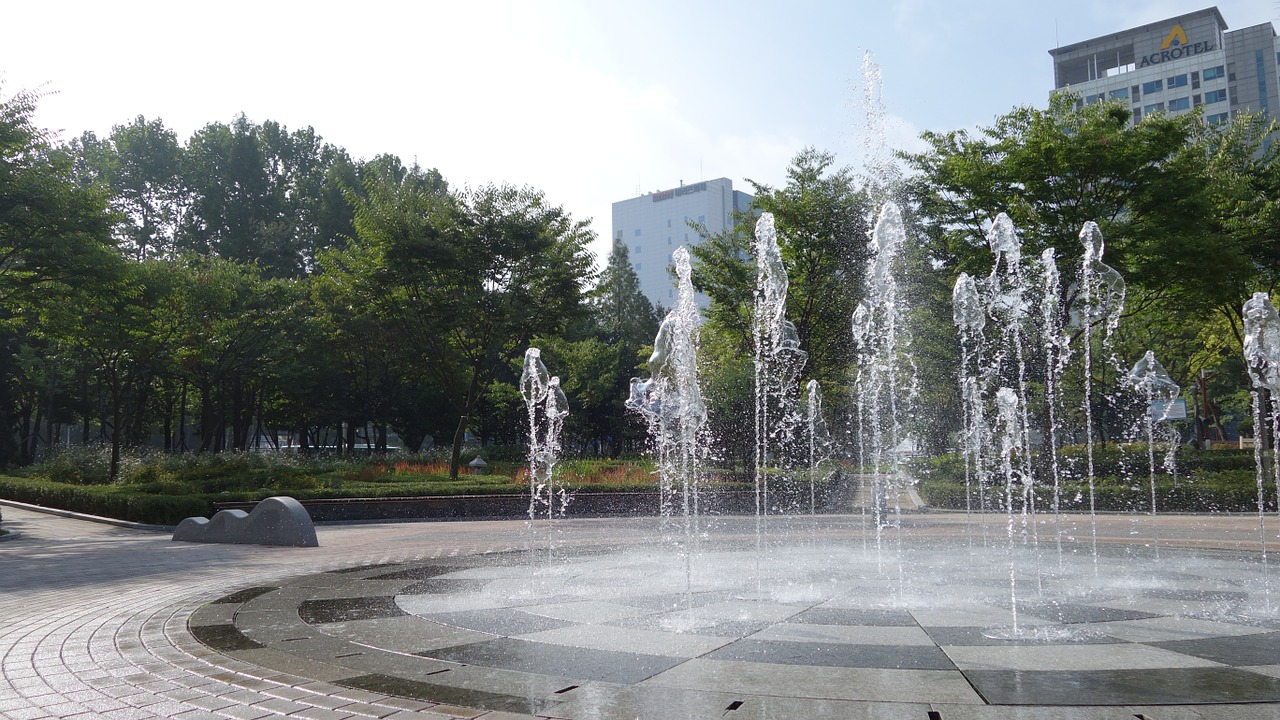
[
  {"x1": 1049, "y1": 7, "x2": 1279, "y2": 131},
  {"x1": 611, "y1": 178, "x2": 753, "y2": 309}
]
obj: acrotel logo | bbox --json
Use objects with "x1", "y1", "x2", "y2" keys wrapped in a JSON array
[
  {"x1": 1138, "y1": 23, "x2": 1213, "y2": 67},
  {"x1": 1162, "y1": 24, "x2": 1189, "y2": 49}
]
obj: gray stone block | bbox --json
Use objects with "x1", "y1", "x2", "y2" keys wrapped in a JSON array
[{"x1": 172, "y1": 496, "x2": 318, "y2": 547}]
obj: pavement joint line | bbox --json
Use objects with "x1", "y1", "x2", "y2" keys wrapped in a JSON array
[
  {"x1": 0, "y1": 497, "x2": 174, "y2": 531},
  {"x1": 18, "y1": 506, "x2": 1280, "y2": 718}
]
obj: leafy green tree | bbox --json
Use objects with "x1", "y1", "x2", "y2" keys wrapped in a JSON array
[
  {"x1": 691, "y1": 147, "x2": 870, "y2": 388},
  {"x1": 180, "y1": 116, "x2": 351, "y2": 278},
  {"x1": 584, "y1": 239, "x2": 660, "y2": 453},
  {"x1": 70, "y1": 116, "x2": 187, "y2": 261},
  {"x1": 900, "y1": 93, "x2": 1219, "y2": 306},
  {"x1": 900, "y1": 95, "x2": 1280, "y2": 451},
  {"x1": 0, "y1": 85, "x2": 116, "y2": 315},
  {"x1": 169, "y1": 258, "x2": 299, "y2": 452},
  {"x1": 337, "y1": 172, "x2": 595, "y2": 478},
  {"x1": 0, "y1": 85, "x2": 116, "y2": 466}
]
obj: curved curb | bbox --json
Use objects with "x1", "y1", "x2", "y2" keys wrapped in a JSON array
[{"x1": 0, "y1": 498, "x2": 172, "y2": 532}]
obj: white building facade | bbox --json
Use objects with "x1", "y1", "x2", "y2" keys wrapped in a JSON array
[
  {"x1": 611, "y1": 178, "x2": 753, "y2": 309},
  {"x1": 1049, "y1": 7, "x2": 1279, "y2": 134}
]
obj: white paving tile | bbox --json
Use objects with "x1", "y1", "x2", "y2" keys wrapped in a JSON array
[{"x1": 941, "y1": 642, "x2": 1225, "y2": 671}]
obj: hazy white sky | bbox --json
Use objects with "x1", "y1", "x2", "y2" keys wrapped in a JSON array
[{"x1": 4, "y1": 0, "x2": 1278, "y2": 264}]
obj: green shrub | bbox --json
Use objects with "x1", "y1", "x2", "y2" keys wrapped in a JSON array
[{"x1": 31, "y1": 445, "x2": 115, "y2": 485}]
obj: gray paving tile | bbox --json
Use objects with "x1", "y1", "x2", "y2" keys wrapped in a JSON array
[
  {"x1": 211, "y1": 587, "x2": 279, "y2": 605},
  {"x1": 298, "y1": 597, "x2": 406, "y2": 625},
  {"x1": 189, "y1": 624, "x2": 265, "y2": 652},
  {"x1": 965, "y1": 666, "x2": 1280, "y2": 705},
  {"x1": 1151, "y1": 631, "x2": 1280, "y2": 666},
  {"x1": 1017, "y1": 602, "x2": 1162, "y2": 625},
  {"x1": 423, "y1": 637, "x2": 684, "y2": 684},
  {"x1": 924, "y1": 625, "x2": 1123, "y2": 646},
  {"x1": 334, "y1": 673, "x2": 560, "y2": 715},
  {"x1": 789, "y1": 607, "x2": 918, "y2": 626},
  {"x1": 704, "y1": 638, "x2": 956, "y2": 670},
  {"x1": 422, "y1": 608, "x2": 574, "y2": 636}
]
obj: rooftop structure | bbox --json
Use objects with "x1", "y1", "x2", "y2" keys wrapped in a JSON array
[
  {"x1": 611, "y1": 177, "x2": 752, "y2": 309},
  {"x1": 1049, "y1": 6, "x2": 1279, "y2": 130}
]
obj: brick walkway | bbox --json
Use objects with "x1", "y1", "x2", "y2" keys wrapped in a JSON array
[
  {"x1": 0, "y1": 504, "x2": 540, "y2": 720},
  {"x1": 7, "y1": 502, "x2": 1280, "y2": 719}
]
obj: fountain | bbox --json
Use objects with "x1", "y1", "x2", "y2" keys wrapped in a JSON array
[
  {"x1": 199, "y1": 203, "x2": 1280, "y2": 716},
  {"x1": 520, "y1": 347, "x2": 570, "y2": 523},
  {"x1": 626, "y1": 245, "x2": 707, "y2": 524},
  {"x1": 190, "y1": 105, "x2": 1280, "y2": 720}
]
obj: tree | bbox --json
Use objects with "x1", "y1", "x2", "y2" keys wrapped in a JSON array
[
  {"x1": 583, "y1": 239, "x2": 660, "y2": 453},
  {"x1": 0, "y1": 85, "x2": 116, "y2": 467},
  {"x1": 337, "y1": 173, "x2": 595, "y2": 478},
  {"x1": 690, "y1": 147, "x2": 870, "y2": 388},
  {"x1": 0, "y1": 85, "x2": 116, "y2": 314},
  {"x1": 71, "y1": 116, "x2": 187, "y2": 261},
  {"x1": 899, "y1": 94, "x2": 1280, "y2": 451},
  {"x1": 180, "y1": 115, "x2": 350, "y2": 278},
  {"x1": 900, "y1": 93, "x2": 1219, "y2": 306}
]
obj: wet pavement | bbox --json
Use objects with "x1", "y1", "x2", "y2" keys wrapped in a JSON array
[{"x1": 6, "y1": 501, "x2": 1280, "y2": 719}]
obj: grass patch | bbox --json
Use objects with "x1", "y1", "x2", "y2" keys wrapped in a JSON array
[{"x1": 913, "y1": 445, "x2": 1267, "y2": 513}]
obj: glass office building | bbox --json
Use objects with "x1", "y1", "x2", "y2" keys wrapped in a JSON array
[
  {"x1": 611, "y1": 178, "x2": 752, "y2": 309},
  {"x1": 1049, "y1": 7, "x2": 1279, "y2": 130}
]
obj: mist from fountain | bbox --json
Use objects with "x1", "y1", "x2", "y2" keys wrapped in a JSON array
[
  {"x1": 852, "y1": 202, "x2": 918, "y2": 555},
  {"x1": 520, "y1": 348, "x2": 570, "y2": 522},
  {"x1": 627, "y1": 246, "x2": 707, "y2": 541},
  {"x1": 1122, "y1": 351, "x2": 1180, "y2": 557},
  {"x1": 753, "y1": 212, "x2": 808, "y2": 527}
]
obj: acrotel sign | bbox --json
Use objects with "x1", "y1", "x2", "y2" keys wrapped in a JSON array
[
  {"x1": 1137, "y1": 24, "x2": 1215, "y2": 67},
  {"x1": 652, "y1": 181, "x2": 707, "y2": 202}
]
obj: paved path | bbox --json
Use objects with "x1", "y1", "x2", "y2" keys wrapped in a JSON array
[
  {"x1": 0, "y1": 505, "x2": 540, "y2": 720},
  {"x1": 6, "y1": 504, "x2": 1280, "y2": 719}
]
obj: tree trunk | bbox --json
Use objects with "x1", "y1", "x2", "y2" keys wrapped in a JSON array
[
  {"x1": 109, "y1": 377, "x2": 124, "y2": 482},
  {"x1": 449, "y1": 413, "x2": 468, "y2": 480}
]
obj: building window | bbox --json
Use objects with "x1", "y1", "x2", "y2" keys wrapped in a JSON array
[
  {"x1": 1168, "y1": 97, "x2": 1191, "y2": 111},
  {"x1": 1193, "y1": 94, "x2": 1202, "y2": 107},
  {"x1": 1207, "y1": 112, "x2": 1230, "y2": 126},
  {"x1": 1228, "y1": 63, "x2": 1236, "y2": 81},
  {"x1": 1204, "y1": 89, "x2": 1227, "y2": 104},
  {"x1": 1131, "y1": 85, "x2": 1141, "y2": 101},
  {"x1": 1085, "y1": 92, "x2": 1105, "y2": 105},
  {"x1": 1203, "y1": 65, "x2": 1225, "y2": 81},
  {"x1": 635, "y1": 262, "x2": 641, "y2": 271},
  {"x1": 1167, "y1": 74, "x2": 1188, "y2": 89},
  {"x1": 634, "y1": 228, "x2": 641, "y2": 237},
  {"x1": 1132, "y1": 107, "x2": 1142, "y2": 122},
  {"x1": 697, "y1": 215, "x2": 705, "y2": 223},
  {"x1": 1257, "y1": 50, "x2": 1270, "y2": 113},
  {"x1": 1144, "y1": 102, "x2": 1164, "y2": 114},
  {"x1": 1109, "y1": 88, "x2": 1129, "y2": 100},
  {"x1": 667, "y1": 237, "x2": 672, "y2": 245},
  {"x1": 1142, "y1": 79, "x2": 1163, "y2": 95}
]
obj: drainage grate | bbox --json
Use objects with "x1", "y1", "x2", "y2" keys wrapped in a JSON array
[{"x1": 555, "y1": 685, "x2": 579, "y2": 694}]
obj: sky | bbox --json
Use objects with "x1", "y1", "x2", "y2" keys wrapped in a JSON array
[{"x1": 4, "y1": 0, "x2": 1279, "y2": 266}]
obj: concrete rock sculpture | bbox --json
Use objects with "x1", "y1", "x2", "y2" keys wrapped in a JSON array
[{"x1": 172, "y1": 496, "x2": 318, "y2": 547}]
